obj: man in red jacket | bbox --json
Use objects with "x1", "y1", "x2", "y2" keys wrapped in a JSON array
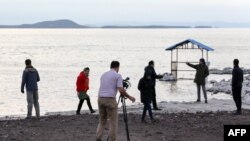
[{"x1": 76, "y1": 67, "x2": 95, "y2": 114}]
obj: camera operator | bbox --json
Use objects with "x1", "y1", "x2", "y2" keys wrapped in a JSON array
[{"x1": 96, "y1": 61, "x2": 135, "y2": 141}]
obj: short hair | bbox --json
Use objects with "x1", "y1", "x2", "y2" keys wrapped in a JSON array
[
  {"x1": 25, "y1": 59, "x2": 31, "y2": 66},
  {"x1": 110, "y1": 61, "x2": 120, "y2": 69},
  {"x1": 148, "y1": 60, "x2": 154, "y2": 66},
  {"x1": 84, "y1": 67, "x2": 90, "y2": 71},
  {"x1": 234, "y1": 59, "x2": 239, "y2": 66},
  {"x1": 200, "y1": 58, "x2": 205, "y2": 64}
]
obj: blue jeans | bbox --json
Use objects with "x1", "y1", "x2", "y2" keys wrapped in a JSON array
[{"x1": 141, "y1": 102, "x2": 154, "y2": 121}]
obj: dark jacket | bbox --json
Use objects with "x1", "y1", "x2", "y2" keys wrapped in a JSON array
[
  {"x1": 232, "y1": 66, "x2": 243, "y2": 88},
  {"x1": 138, "y1": 72, "x2": 154, "y2": 104},
  {"x1": 187, "y1": 63, "x2": 209, "y2": 85},
  {"x1": 144, "y1": 65, "x2": 162, "y2": 87},
  {"x1": 21, "y1": 66, "x2": 40, "y2": 92}
]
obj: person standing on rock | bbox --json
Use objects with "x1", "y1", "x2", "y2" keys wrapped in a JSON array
[
  {"x1": 232, "y1": 59, "x2": 244, "y2": 115},
  {"x1": 21, "y1": 59, "x2": 40, "y2": 119},
  {"x1": 186, "y1": 58, "x2": 209, "y2": 103}
]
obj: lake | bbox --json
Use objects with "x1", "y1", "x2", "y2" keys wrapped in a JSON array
[{"x1": 1, "y1": 28, "x2": 250, "y2": 116}]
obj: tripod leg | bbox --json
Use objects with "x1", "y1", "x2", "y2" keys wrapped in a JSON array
[{"x1": 122, "y1": 98, "x2": 130, "y2": 141}]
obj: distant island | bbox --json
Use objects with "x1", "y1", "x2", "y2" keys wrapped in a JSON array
[
  {"x1": 102, "y1": 25, "x2": 192, "y2": 28},
  {"x1": 0, "y1": 19, "x2": 89, "y2": 28},
  {"x1": 0, "y1": 19, "x2": 214, "y2": 28}
]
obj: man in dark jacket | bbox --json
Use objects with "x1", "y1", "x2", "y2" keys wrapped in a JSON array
[
  {"x1": 186, "y1": 58, "x2": 209, "y2": 103},
  {"x1": 21, "y1": 59, "x2": 40, "y2": 118},
  {"x1": 138, "y1": 71, "x2": 156, "y2": 123},
  {"x1": 232, "y1": 59, "x2": 244, "y2": 115},
  {"x1": 145, "y1": 60, "x2": 163, "y2": 110}
]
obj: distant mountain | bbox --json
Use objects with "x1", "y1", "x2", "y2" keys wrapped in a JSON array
[{"x1": 0, "y1": 19, "x2": 89, "y2": 28}]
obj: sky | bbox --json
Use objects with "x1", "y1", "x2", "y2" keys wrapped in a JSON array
[{"x1": 0, "y1": 0, "x2": 250, "y2": 25}]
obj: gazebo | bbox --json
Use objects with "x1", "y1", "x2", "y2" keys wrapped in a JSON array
[{"x1": 165, "y1": 39, "x2": 214, "y2": 79}]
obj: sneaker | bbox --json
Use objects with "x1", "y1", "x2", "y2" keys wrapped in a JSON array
[
  {"x1": 196, "y1": 99, "x2": 201, "y2": 102},
  {"x1": 91, "y1": 110, "x2": 96, "y2": 114},
  {"x1": 205, "y1": 100, "x2": 208, "y2": 103}
]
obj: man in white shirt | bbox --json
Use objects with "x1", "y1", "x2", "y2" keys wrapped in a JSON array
[{"x1": 96, "y1": 61, "x2": 135, "y2": 141}]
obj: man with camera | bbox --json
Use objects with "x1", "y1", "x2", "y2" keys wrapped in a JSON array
[{"x1": 96, "y1": 61, "x2": 135, "y2": 141}]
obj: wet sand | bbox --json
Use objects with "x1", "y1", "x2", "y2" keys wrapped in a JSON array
[{"x1": 1, "y1": 110, "x2": 250, "y2": 141}]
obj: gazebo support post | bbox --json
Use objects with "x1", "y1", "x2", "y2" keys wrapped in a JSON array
[{"x1": 171, "y1": 50, "x2": 173, "y2": 74}]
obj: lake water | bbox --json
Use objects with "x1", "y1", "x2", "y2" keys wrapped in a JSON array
[{"x1": 1, "y1": 28, "x2": 250, "y2": 116}]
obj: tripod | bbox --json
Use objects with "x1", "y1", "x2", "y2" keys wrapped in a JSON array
[
  {"x1": 118, "y1": 95, "x2": 130, "y2": 141},
  {"x1": 107, "y1": 77, "x2": 131, "y2": 141}
]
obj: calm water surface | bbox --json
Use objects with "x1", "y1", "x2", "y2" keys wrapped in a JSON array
[{"x1": 1, "y1": 28, "x2": 250, "y2": 116}]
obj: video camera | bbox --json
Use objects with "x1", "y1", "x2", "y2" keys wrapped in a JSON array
[{"x1": 123, "y1": 77, "x2": 131, "y2": 89}]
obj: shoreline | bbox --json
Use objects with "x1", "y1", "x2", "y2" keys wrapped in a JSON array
[
  {"x1": 1, "y1": 98, "x2": 250, "y2": 120},
  {"x1": 1, "y1": 110, "x2": 250, "y2": 141},
  {"x1": 1, "y1": 99, "x2": 250, "y2": 141}
]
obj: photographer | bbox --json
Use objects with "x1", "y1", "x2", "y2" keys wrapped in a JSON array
[
  {"x1": 96, "y1": 61, "x2": 135, "y2": 141},
  {"x1": 138, "y1": 70, "x2": 156, "y2": 123}
]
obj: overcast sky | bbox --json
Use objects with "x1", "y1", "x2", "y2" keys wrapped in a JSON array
[{"x1": 0, "y1": 0, "x2": 250, "y2": 25}]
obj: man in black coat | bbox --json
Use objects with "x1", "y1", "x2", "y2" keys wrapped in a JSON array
[
  {"x1": 145, "y1": 60, "x2": 163, "y2": 110},
  {"x1": 232, "y1": 59, "x2": 244, "y2": 115}
]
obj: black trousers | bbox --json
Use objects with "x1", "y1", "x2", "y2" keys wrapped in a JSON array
[
  {"x1": 232, "y1": 86, "x2": 242, "y2": 112},
  {"x1": 152, "y1": 87, "x2": 158, "y2": 109},
  {"x1": 77, "y1": 97, "x2": 94, "y2": 113}
]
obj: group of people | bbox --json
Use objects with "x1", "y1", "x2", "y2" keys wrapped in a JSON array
[
  {"x1": 21, "y1": 58, "x2": 244, "y2": 141},
  {"x1": 186, "y1": 58, "x2": 244, "y2": 115}
]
